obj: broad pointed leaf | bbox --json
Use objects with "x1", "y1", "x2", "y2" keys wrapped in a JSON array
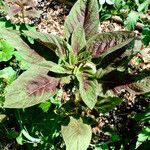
[
  {"x1": 64, "y1": 0, "x2": 99, "y2": 40},
  {"x1": 76, "y1": 72, "x2": 98, "y2": 109},
  {"x1": 4, "y1": 65, "x2": 60, "y2": 108},
  {"x1": 61, "y1": 117, "x2": 92, "y2": 150},
  {"x1": 114, "y1": 76, "x2": 150, "y2": 95},
  {"x1": 71, "y1": 24, "x2": 86, "y2": 55},
  {"x1": 0, "y1": 28, "x2": 43, "y2": 64},
  {"x1": 23, "y1": 30, "x2": 67, "y2": 59},
  {"x1": 86, "y1": 31, "x2": 135, "y2": 58}
]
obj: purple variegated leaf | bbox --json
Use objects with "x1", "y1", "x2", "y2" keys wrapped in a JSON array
[
  {"x1": 76, "y1": 72, "x2": 98, "y2": 109},
  {"x1": 114, "y1": 76, "x2": 150, "y2": 96},
  {"x1": 6, "y1": 5, "x2": 21, "y2": 19},
  {"x1": 86, "y1": 31, "x2": 135, "y2": 58},
  {"x1": 23, "y1": 30, "x2": 67, "y2": 59},
  {"x1": 5, "y1": 0, "x2": 37, "y2": 19},
  {"x1": 71, "y1": 24, "x2": 86, "y2": 55},
  {"x1": 4, "y1": 65, "x2": 60, "y2": 108},
  {"x1": 64, "y1": 0, "x2": 99, "y2": 41}
]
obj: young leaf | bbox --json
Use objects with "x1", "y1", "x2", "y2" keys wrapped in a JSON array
[
  {"x1": 50, "y1": 64, "x2": 72, "y2": 75},
  {"x1": 0, "y1": 28, "x2": 44, "y2": 64},
  {"x1": 0, "y1": 39, "x2": 14, "y2": 62},
  {"x1": 0, "y1": 67, "x2": 16, "y2": 84},
  {"x1": 4, "y1": 65, "x2": 60, "y2": 108},
  {"x1": 76, "y1": 72, "x2": 98, "y2": 109},
  {"x1": 61, "y1": 117, "x2": 92, "y2": 150},
  {"x1": 86, "y1": 31, "x2": 135, "y2": 58},
  {"x1": 23, "y1": 30, "x2": 67, "y2": 59},
  {"x1": 124, "y1": 11, "x2": 139, "y2": 31},
  {"x1": 71, "y1": 24, "x2": 86, "y2": 55},
  {"x1": 64, "y1": 0, "x2": 99, "y2": 40},
  {"x1": 138, "y1": 0, "x2": 150, "y2": 12}
]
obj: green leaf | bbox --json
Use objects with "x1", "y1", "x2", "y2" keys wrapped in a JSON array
[
  {"x1": 0, "y1": 67, "x2": 16, "y2": 84},
  {"x1": 61, "y1": 117, "x2": 92, "y2": 150},
  {"x1": 76, "y1": 72, "x2": 98, "y2": 109},
  {"x1": 0, "y1": 39, "x2": 14, "y2": 62},
  {"x1": 95, "y1": 144, "x2": 109, "y2": 150},
  {"x1": 0, "y1": 114, "x2": 6, "y2": 123},
  {"x1": 50, "y1": 64, "x2": 72, "y2": 74},
  {"x1": 142, "y1": 26, "x2": 150, "y2": 46},
  {"x1": 64, "y1": 0, "x2": 99, "y2": 40},
  {"x1": 87, "y1": 31, "x2": 135, "y2": 58},
  {"x1": 138, "y1": 0, "x2": 150, "y2": 12},
  {"x1": 134, "y1": 110, "x2": 150, "y2": 123},
  {"x1": 71, "y1": 24, "x2": 86, "y2": 55},
  {"x1": 14, "y1": 51, "x2": 30, "y2": 70},
  {"x1": 106, "y1": 0, "x2": 115, "y2": 5},
  {"x1": 23, "y1": 30, "x2": 67, "y2": 59},
  {"x1": 136, "y1": 126, "x2": 150, "y2": 149},
  {"x1": 4, "y1": 65, "x2": 60, "y2": 108},
  {"x1": 96, "y1": 97, "x2": 122, "y2": 113},
  {"x1": 0, "y1": 28, "x2": 44, "y2": 64},
  {"x1": 39, "y1": 101, "x2": 51, "y2": 112},
  {"x1": 124, "y1": 11, "x2": 139, "y2": 31}
]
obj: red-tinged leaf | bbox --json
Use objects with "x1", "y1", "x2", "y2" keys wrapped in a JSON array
[
  {"x1": 64, "y1": 0, "x2": 99, "y2": 40},
  {"x1": 71, "y1": 24, "x2": 86, "y2": 55},
  {"x1": 0, "y1": 28, "x2": 44, "y2": 64},
  {"x1": 5, "y1": 0, "x2": 37, "y2": 19},
  {"x1": 114, "y1": 75, "x2": 150, "y2": 96},
  {"x1": 6, "y1": 5, "x2": 21, "y2": 19},
  {"x1": 86, "y1": 31, "x2": 135, "y2": 58},
  {"x1": 23, "y1": 30, "x2": 67, "y2": 59},
  {"x1": 4, "y1": 65, "x2": 60, "y2": 108},
  {"x1": 76, "y1": 72, "x2": 98, "y2": 109},
  {"x1": 24, "y1": 9, "x2": 42, "y2": 18}
]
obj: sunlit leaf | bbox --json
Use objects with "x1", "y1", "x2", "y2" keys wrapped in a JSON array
[
  {"x1": 76, "y1": 72, "x2": 98, "y2": 109},
  {"x1": 87, "y1": 31, "x2": 135, "y2": 58},
  {"x1": 0, "y1": 67, "x2": 16, "y2": 84},
  {"x1": 136, "y1": 126, "x2": 150, "y2": 149},
  {"x1": 64, "y1": 0, "x2": 99, "y2": 40},
  {"x1": 39, "y1": 101, "x2": 51, "y2": 113},
  {"x1": 124, "y1": 11, "x2": 139, "y2": 31},
  {"x1": 4, "y1": 65, "x2": 60, "y2": 108},
  {"x1": 106, "y1": 0, "x2": 115, "y2": 5},
  {"x1": 61, "y1": 117, "x2": 92, "y2": 150},
  {"x1": 0, "y1": 39, "x2": 14, "y2": 62},
  {"x1": 71, "y1": 24, "x2": 86, "y2": 55},
  {"x1": 138, "y1": 0, "x2": 150, "y2": 12}
]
